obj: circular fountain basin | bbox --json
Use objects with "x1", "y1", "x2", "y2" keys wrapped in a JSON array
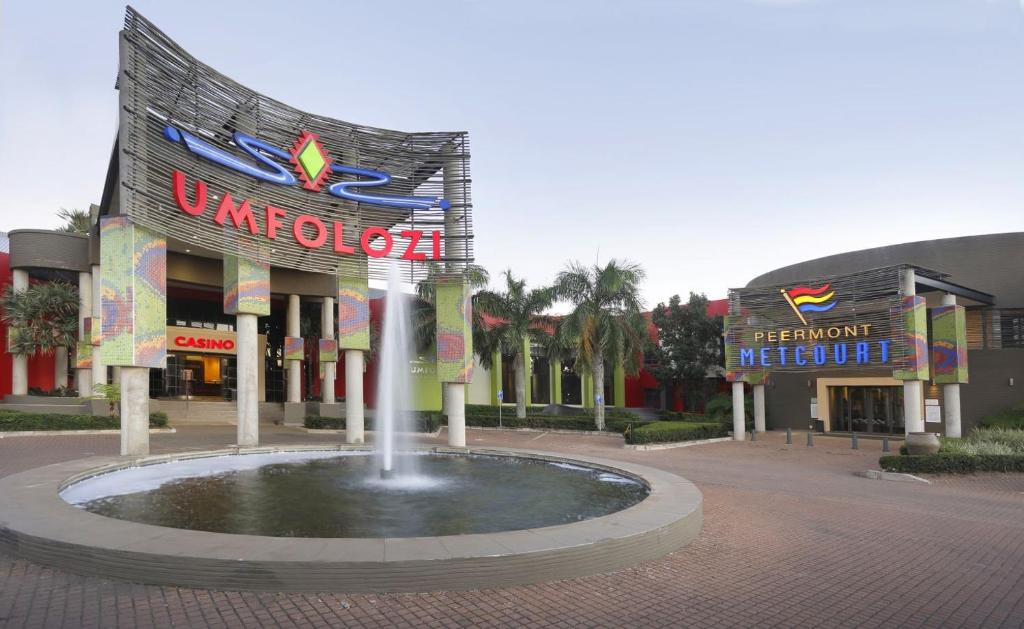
[{"x1": 0, "y1": 446, "x2": 702, "y2": 592}]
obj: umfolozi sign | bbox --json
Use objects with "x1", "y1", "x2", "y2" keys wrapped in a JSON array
[{"x1": 166, "y1": 127, "x2": 446, "y2": 261}]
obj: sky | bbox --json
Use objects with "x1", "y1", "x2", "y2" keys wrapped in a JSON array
[{"x1": 2, "y1": 0, "x2": 1023, "y2": 310}]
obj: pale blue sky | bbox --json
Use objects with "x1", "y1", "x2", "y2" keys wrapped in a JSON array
[{"x1": 2, "y1": 0, "x2": 1023, "y2": 306}]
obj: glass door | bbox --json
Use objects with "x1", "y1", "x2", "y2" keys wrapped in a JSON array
[{"x1": 828, "y1": 386, "x2": 904, "y2": 434}]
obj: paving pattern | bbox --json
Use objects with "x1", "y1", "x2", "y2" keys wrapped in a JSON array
[{"x1": 1, "y1": 426, "x2": 1023, "y2": 628}]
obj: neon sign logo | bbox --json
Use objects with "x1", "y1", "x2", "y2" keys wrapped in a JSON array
[
  {"x1": 780, "y1": 284, "x2": 837, "y2": 325},
  {"x1": 162, "y1": 126, "x2": 450, "y2": 211}
]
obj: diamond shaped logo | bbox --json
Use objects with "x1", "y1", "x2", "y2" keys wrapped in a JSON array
[{"x1": 289, "y1": 130, "x2": 333, "y2": 191}]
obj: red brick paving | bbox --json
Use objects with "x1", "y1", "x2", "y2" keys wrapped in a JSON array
[{"x1": 1, "y1": 426, "x2": 1023, "y2": 628}]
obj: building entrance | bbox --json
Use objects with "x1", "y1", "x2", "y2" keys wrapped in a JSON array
[
  {"x1": 827, "y1": 385, "x2": 904, "y2": 434},
  {"x1": 165, "y1": 353, "x2": 236, "y2": 400}
]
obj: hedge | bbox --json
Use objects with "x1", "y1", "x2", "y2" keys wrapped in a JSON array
[
  {"x1": 0, "y1": 410, "x2": 168, "y2": 431},
  {"x1": 304, "y1": 413, "x2": 442, "y2": 433},
  {"x1": 879, "y1": 453, "x2": 1024, "y2": 474},
  {"x1": 624, "y1": 421, "x2": 727, "y2": 445},
  {"x1": 462, "y1": 404, "x2": 640, "y2": 421}
]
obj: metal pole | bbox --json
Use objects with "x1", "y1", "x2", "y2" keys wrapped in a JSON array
[
  {"x1": 852, "y1": 433, "x2": 859, "y2": 450},
  {"x1": 786, "y1": 427, "x2": 793, "y2": 445},
  {"x1": 751, "y1": 429, "x2": 757, "y2": 442},
  {"x1": 882, "y1": 435, "x2": 890, "y2": 453},
  {"x1": 806, "y1": 431, "x2": 813, "y2": 447}
]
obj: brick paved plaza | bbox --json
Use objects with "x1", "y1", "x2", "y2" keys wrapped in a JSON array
[{"x1": 1, "y1": 426, "x2": 1022, "y2": 628}]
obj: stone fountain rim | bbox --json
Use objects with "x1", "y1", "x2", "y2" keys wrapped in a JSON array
[{"x1": 0, "y1": 445, "x2": 702, "y2": 593}]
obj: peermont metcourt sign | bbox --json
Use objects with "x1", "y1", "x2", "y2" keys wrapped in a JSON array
[{"x1": 724, "y1": 266, "x2": 935, "y2": 381}]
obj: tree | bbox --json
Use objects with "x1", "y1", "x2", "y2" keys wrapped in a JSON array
[
  {"x1": 649, "y1": 293, "x2": 724, "y2": 411},
  {"x1": 1, "y1": 282, "x2": 79, "y2": 356},
  {"x1": 56, "y1": 208, "x2": 91, "y2": 234},
  {"x1": 553, "y1": 259, "x2": 648, "y2": 430},
  {"x1": 474, "y1": 271, "x2": 554, "y2": 419}
]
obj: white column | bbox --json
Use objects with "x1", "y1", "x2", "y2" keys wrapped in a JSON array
[
  {"x1": 753, "y1": 383, "x2": 766, "y2": 433},
  {"x1": 10, "y1": 269, "x2": 29, "y2": 395},
  {"x1": 446, "y1": 382, "x2": 466, "y2": 447},
  {"x1": 321, "y1": 297, "x2": 336, "y2": 404},
  {"x1": 236, "y1": 313, "x2": 259, "y2": 446},
  {"x1": 901, "y1": 267, "x2": 925, "y2": 434},
  {"x1": 75, "y1": 270, "x2": 92, "y2": 392},
  {"x1": 941, "y1": 293, "x2": 962, "y2": 438},
  {"x1": 91, "y1": 264, "x2": 105, "y2": 390},
  {"x1": 120, "y1": 366, "x2": 150, "y2": 456},
  {"x1": 54, "y1": 347, "x2": 69, "y2": 389},
  {"x1": 731, "y1": 381, "x2": 746, "y2": 441},
  {"x1": 345, "y1": 349, "x2": 364, "y2": 443},
  {"x1": 287, "y1": 294, "x2": 301, "y2": 403}
]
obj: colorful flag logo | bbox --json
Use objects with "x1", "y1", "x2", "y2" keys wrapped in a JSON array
[{"x1": 780, "y1": 284, "x2": 837, "y2": 325}]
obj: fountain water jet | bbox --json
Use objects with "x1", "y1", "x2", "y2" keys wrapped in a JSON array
[{"x1": 374, "y1": 260, "x2": 418, "y2": 479}]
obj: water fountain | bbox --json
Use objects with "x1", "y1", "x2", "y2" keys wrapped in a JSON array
[
  {"x1": 374, "y1": 261, "x2": 415, "y2": 481},
  {"x1": 0, "y1": 265, "x2": 703, "y2": 592}
]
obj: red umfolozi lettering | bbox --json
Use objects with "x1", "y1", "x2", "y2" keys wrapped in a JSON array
[
  {"x1": 172, "y1": 170, "x2": 207, "y2": 216},
  {"x1": 333, "y1": 221, "x2": 355, "y2": 255},
  {"x1": 265, "y1": 206, "x2": 286, "y2": 239},
  {"x1": 293, "y1": 214, "x2": 327, "y2": 248},
  {"x1": 361, "y1": 227, "x2": 393, "y2": 258},
  {"x1": 400, "y1": 230, "x2": 426, "y2": 261},
  {"x1": 213, "y1": 193, "x2": 258, "y2": 234},
  {"x1": 431, "y1": 230, "x2": 441, "y2": 260}
]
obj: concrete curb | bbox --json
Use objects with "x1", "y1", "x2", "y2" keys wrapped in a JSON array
[
  {"x1": 0, "y1": 428, "x2": 177, "y2": 438},
  {"x1": 624, "y1": 437, "x2": 733, "y2": 451},
  {"x1": 0, "y1": 445, "x2": 702, "y2": 593},
  {"x1": 858, "y1": 470, "x2": 931, "y2": 484}
]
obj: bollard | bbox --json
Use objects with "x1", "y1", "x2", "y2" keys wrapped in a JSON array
[
  {"x1": 882, "y1": 435, "x2": 890, "y2": 453},
  {"x1": 806, "y1": 431, "x2": 814, "y2": 447},
  {"x1": 786, "y1": 427, "x2": 793, "y2": 445},
  {"x1": 751, "y1": 429, "x2": 757, "y2": 442},
  {"x1": 851, "y1": 433, "x2": 859, "y2": 450}
]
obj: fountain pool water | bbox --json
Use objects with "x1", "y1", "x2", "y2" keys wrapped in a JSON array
[{"x1": 59, "y1": 450, "x2": 649, "y2": 538}]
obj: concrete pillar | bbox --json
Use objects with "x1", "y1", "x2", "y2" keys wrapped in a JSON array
[
  {"x1": 941, "y1": 293, "x2": 962, "y2": 438},
  {"x1": 10, "y1": 269, "x2": 28, "y2": 395},
  {"x1": 582, "y1": 372, "x2": 594, "y2": 409},
  {"x1": 445, "y1": 382, "x2": 466, "y2": 447},
  {"x1": 91, "y1": 265, "x2": 105, "y2": 390},
  {"x1": 120, "y1": 366, "x2": 150, "y2": 456},
  {"x1": 75, "y1": 271, "x2": 92, "y2": 391},
  {"x1": 236, "y1": 313, "x2": 259, "y2": 446},
  {"x1": 287, "y1": 294, "x2": 301, "y2": 403},
  {"x1": 489, "y1": 349, "x2": 503, "y2": 406},
  {"x1": 321, "y1": 297, "x2": 336, "y2": 404},
  {"x1": 345, "y1": 349, "x2": 364, "y2": 443},
  {"x1": 54, "y1": 347, "x2": 69, "y2": 389},
  {"x1": 613, "y1": 359, "x2": 626, "y2": 408},
  {"x1": 753, "y1": 383, "x2": 766, "y2": 433},
  {"x1": 732, "y1": 381, "x2": 746, "y2": 441},
  {"x1": 550, "y1": 358, "x2": 562, "y2": 404},
  {"x1": 901, "y1": 267, "x2": 925, "y2": 434}
]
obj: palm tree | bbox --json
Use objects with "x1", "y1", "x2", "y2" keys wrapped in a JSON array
[
  {"x1": 1, "y1": 282, "x2": 80, "y2": 356},
  {"x1": 474, "y1": 271, "x2": 554, "y2": 419},
  {"x1": 553, "y1": 259, "x2": 648, "y2": 430},
  {"x1": 55, "y1": 208, "x2": 91, "y2": 234}
]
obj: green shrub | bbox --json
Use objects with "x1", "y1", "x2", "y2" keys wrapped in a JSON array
[
  {"x1": 461, "y1": 404, "x2": 643, "y2": 432},
  {"x1": 978, "y1": 405, "x2": 1024, "y2": 430},
  {"x1": 0, "y1": 410, "x2": 170, "y2": 431},
  {"x1": 304, "y1": 413, "x2": 441, "y2": 433},
  {"x1": 704, "y1": 393, "x2": 754, "y2": 430},
  {"x1": 879, "y1": 454, "x2": 1024, "y2": 474},
  {"x1": 624, "y1": 421, "x2": 727, "y2": 445}
]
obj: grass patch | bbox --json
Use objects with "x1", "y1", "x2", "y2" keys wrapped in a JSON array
[
  {"x1": 978, "y1": 403, "x2": 1024, "y2": 430},
  {"x1": 0, "y1": 410, "x2": 168, "y2": 431}
]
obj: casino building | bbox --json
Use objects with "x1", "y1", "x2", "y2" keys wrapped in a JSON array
[{"x1": 730, "y1": 232, "x2": 1024, "y2": 437}]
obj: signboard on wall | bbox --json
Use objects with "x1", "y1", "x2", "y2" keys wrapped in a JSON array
[
  {"x1": 117, "y1": 8, "x2": 473, "y2": 281},
  {"x1": 167, "y1": 326, "x2": 237, "y2": 355},
  {"x1": 725, "y1": 265, "x2": 942, "y2": 380}
]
